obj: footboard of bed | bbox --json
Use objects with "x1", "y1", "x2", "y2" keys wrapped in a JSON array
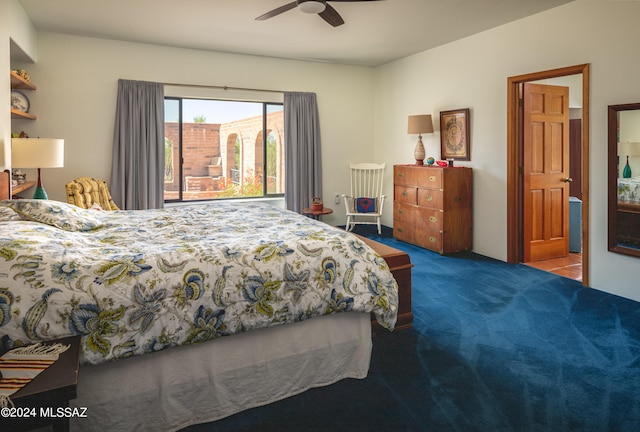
[{"x1": 354, "y1": 234, "x2": 413, "y2": 332}]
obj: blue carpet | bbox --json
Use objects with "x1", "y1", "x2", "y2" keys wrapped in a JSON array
[{"x1": 182, "y1": 225, "x2": 640, "y2": 431}]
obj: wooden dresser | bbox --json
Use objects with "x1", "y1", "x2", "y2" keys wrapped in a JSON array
[
  {"x1": 393, "y1": 165, "x2": 473, "y2": 254},
  {"x1": 617, "y1": 202, "x2": 640, "y2": 248}
]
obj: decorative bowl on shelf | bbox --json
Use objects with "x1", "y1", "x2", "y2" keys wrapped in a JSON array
[{"x1": 10, "y1": 90, "x2": 30, "y2": 112}]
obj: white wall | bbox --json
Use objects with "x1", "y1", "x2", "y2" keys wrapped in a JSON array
[
  {"x1": 373, "y1": 0, "x2": 640, "y2": 301},
  {"x1": 8, "y1": 32, "x2": 375, "y2": 227},
  {"x1": 0, "y1": 1, "x2": 9, "y2": 169},
  {"x1": 1, "y1": 0, "x2": 37, "y2": 170}
]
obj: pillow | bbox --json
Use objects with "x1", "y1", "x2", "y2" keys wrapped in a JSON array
[
  {"x1": 0, "y1": 199, "x2": 105, "y2": 232},
  {"x1": 0, "y1": 206, "x2": 22, "y2": 222},
  {"x1": 356, "y1": 197, "x2": 376, "y2": 213}
]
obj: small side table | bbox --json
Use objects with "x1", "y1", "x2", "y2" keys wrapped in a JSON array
[
  {"x1": 303, "y1": 207, "x2": 333, "y2": 220},
  {"x1": 0, "y1": 335, "x2": 81, "y2": 432}
]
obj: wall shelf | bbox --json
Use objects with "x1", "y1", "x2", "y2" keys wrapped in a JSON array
[
  {"x1": 11, "y1": 108, "x2": 37, "y2": 120},
  {"x1": 10, "y1": 70, "x2": 37, "y2": 120},
  {"x1": 10, "y1": 70, "x2": 36, "y2": 90},
  {"x1": 12, "y1": 180, "x2": 36, "y2": 198}
]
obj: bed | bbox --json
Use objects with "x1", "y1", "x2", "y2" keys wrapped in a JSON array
[
  {"x1": 0, "y1": 170, "x2": 398, "y2": 431},
  {"x1": 618, "y1": 176, "x2": 640, "y2": 205},
  {"x1": 617, "y1": 177, "x2": 640, "y2": 247}
]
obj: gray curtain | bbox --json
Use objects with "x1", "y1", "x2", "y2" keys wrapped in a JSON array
[
  {"x1": 110, "y1": 79, "x2": 165, "y2": 210},
  {"x1": 284, "y1": 92, "x2": 322, "y2": 213}
]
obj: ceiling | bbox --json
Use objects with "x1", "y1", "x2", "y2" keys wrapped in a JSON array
[{"x1": 16, "y1": 0, "x2": 573, "y2": 67}]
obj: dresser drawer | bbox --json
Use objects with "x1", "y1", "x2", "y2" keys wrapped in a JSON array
[
  {"x1": 415, "y1": 169, "x2": 442, "y2": 189},
  {"x1": 394, "y1": 220, "x2": 443, "y2": 252},
  {"x1": 393, "y1": 220, "x2": 416, "y2": 244},
  {"x1": 395, "y1": 165, "x2": 443, "y2": 189},
  {"x1": 417, "y1": 188, "x2": 443, "y2": 208},
  {"x1": 394, "y1": 166, "x2": 419, "y2": 186},
  {"x1": 414, "y1": 226, "x2": 443, "y2": 252},
  {"x1": 416, "y1": 207, "x2": 443, "y2": 230},
  {"x1": 394, "y1": 185, "x2": 417, "y2": 204},
  {"x1": 394, "y1": 202, "x2": 418, "y2": 224}
]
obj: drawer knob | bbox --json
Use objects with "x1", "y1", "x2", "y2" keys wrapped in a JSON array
[
  {"x1": 429, "y1": 176, "x2": 436, "y2": 182},
  {"x1": 426, "y1": 195, "x2": 433, "y2": 201},
  {"x1": 429, "y1": 236, "x2": 436, "y2": 243},
  {"x1": 398, "y1": 173, "x2": 404, "y2": 178},
  {"x1": 398, "y1": 209, "x2": 404, "y2": 215},
  {"x1": 429, "y1": 216, "x2": 437, "y2": 223},
  {"x1": 402, "y1": 191, "x2": 408, "y2": 197},
  {"x1": 398, "y1": 227, "x2": 403, "y2": 233}
]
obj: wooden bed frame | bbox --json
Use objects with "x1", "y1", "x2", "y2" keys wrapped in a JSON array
[{"x1": 354, "y1": 234, "x2": 413, "y2": 332}]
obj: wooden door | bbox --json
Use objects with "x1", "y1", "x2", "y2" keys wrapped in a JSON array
[{"x1": 522, "y1": 83, "x2": 570, "y2": 262}]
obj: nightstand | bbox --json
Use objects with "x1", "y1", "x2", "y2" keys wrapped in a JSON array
[
  {"x1": 0, "y1": 335, "x2": 81, "y2": 432},
  {"x1": 11, "y1": 181, "x2": 36, "y2": 198},
  {"x1": 302, "y1": 207, "x2": 333, "y2": 220}
]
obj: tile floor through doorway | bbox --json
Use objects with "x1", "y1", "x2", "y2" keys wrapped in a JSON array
[{"x1": 525, "y1": 253, "x2": 582, "y2": 282}]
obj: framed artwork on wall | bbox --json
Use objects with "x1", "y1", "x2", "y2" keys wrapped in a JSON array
[{"x1": 440, "y1": 108, "x2": 470, "y2": 160}]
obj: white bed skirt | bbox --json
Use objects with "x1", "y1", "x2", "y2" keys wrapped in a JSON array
[{"x1": 70, "y1": 312, "x2": 372, "y2": 432}]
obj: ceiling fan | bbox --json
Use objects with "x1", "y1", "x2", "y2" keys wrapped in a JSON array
[{"x1": 256, "y1": 0, "x2": 384, "y2": 27}]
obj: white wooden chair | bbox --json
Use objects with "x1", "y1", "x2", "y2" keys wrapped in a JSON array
[{"x1": 342, "y1": 163, "x2": 386, "y2": 234}]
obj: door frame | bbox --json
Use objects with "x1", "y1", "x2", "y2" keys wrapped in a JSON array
[{"x1": 506, "y1": 63, "x2": 590, "y2": 286}]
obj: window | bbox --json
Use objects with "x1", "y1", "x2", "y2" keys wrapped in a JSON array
[{"x1": 164, "y1": 98, "x2": 284, "y2": 202}]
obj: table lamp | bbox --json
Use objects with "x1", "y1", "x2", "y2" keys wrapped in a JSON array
[
  {"x1": 618, "y1": 141, "x2": 640, "y2": 179},
  {"x1": 408, "y1": 115, "x2": 434, "y2": 165},
  {"x1": 12, "y1": 138, "x2": 65, "y2": 199}
]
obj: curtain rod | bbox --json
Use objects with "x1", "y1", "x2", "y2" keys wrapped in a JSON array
[{"x1": 161, "y1": 82, "x2": 284, "y2": 94}]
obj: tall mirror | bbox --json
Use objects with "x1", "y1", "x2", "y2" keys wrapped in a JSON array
[{"x1": 608, "y1": 103, "x2": 640, "y2": 257}]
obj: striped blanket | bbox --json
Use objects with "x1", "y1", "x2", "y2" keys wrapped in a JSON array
[{"x1": 0, "y1": 342, "x2": 69, "y2": 407}]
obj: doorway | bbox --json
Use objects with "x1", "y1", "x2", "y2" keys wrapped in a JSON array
[{"x1": 506, "y1": 64, "x2": 590, "y2": 286}]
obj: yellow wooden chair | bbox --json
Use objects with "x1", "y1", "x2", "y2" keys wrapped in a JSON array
[{"x1": 65, "y1": 177, "x2": 120, "y2": 210}]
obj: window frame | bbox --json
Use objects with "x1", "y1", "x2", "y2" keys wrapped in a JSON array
[{"x1": 164, "y1": 96, "x2": 284, "y2": 204}]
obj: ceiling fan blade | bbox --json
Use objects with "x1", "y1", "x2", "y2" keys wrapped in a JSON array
[
  {"x1": 255, "y1": 1, "x2": 298, "y2": 21},
  {"x1": 318, "y1": 3, "x2": 344, "y2": 27}
]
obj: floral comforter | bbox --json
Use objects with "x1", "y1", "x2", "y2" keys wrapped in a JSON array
[
  {"x1": 618, "y1": 177, "x2": 640, "y2": 203},
  {"x1": 0, "y1": 200, "x2": 398, "y2": 365}
]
